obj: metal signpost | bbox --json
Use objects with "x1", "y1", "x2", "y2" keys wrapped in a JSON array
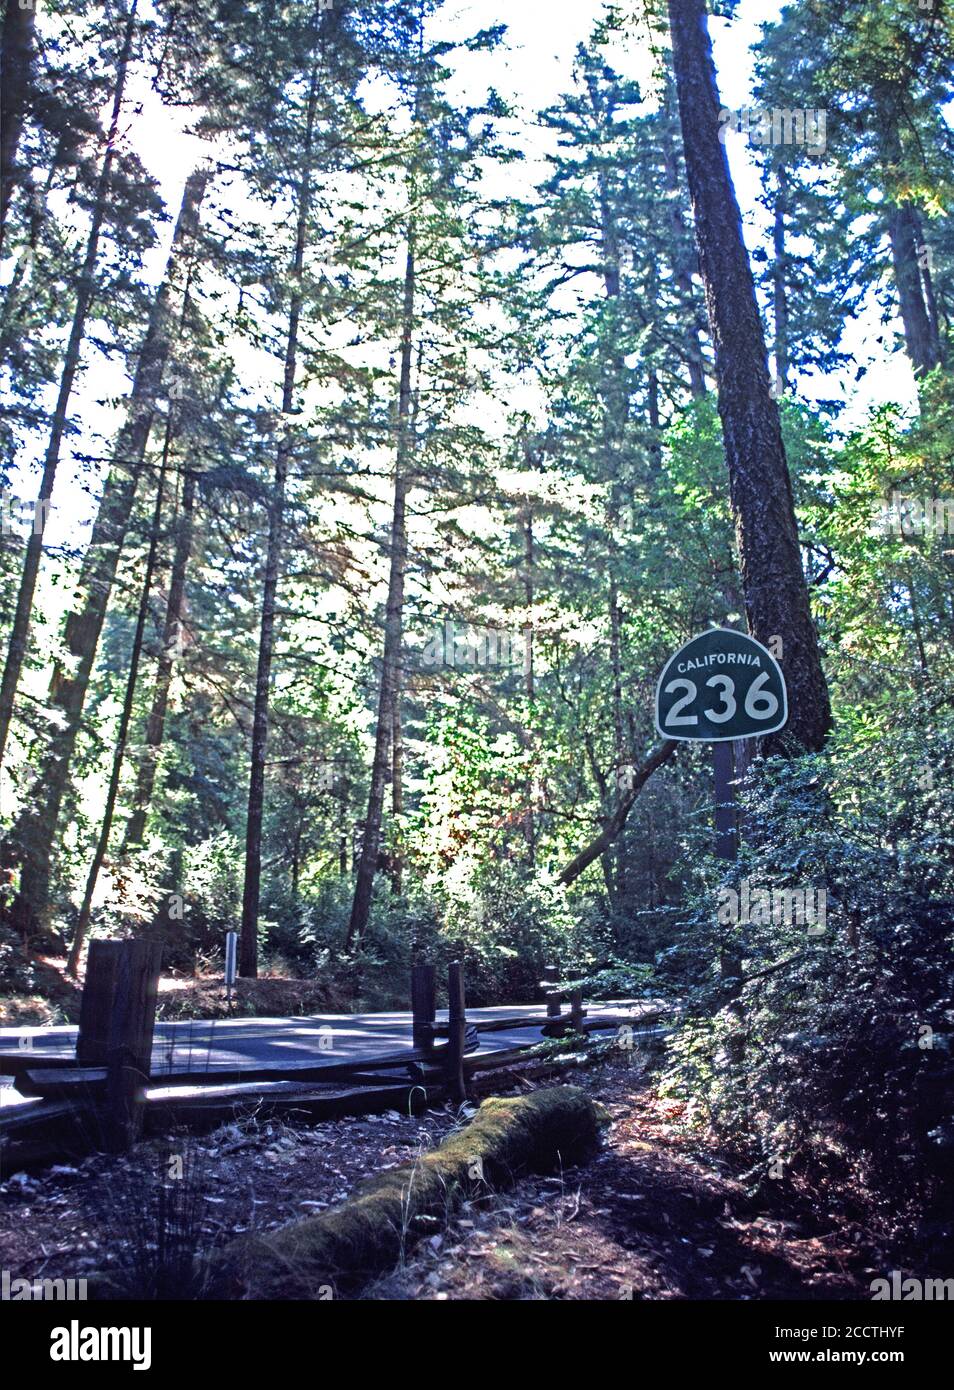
[
  {"x1": 655, "y1": 628, "x2": 789, "y2": 1004},
  {"x1": 224, "y1": 930, "x2": 238, "y2": 1012}
]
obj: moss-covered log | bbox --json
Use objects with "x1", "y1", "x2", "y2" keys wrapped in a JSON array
[{"x1": 208, "y1": 1085, "x2": 606, "y2": 1298}]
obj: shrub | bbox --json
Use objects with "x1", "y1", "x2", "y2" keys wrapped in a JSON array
[
  {"x1": 659, "y1": 724, "x2": 954, "y2": 1241},
  {"x1": 0, "y1": 922, "x2": 37, "y2": 993}
]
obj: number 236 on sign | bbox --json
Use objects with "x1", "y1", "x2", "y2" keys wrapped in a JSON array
[{"x1": 654, "y1": 629, "x2": 788, "y2": 742}]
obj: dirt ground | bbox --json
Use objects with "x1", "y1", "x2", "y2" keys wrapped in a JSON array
[
  {"x1": 0, "y1": 1054, "x2": 909, "y2": 1300},
  {"x1": 370, "y1": 1077, "x2": 887, "y2": 1300}
]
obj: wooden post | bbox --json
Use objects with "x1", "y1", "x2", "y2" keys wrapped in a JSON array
[
  {"x1": 542, "y1": 963, "x2": 561, "y2": 1024},
  {"x1": 102, "y1": 941, "x2": 162, "y2": 1152},
  {"x1": 76, "y1": 939, "x2": 123, "y2": 1065},
  {"x1": 713, "y1": 741, "x2": 744, "y2": 1062},
  {"x1": 569, "y1": 988, "x2": 586, "y2": 1033},
  {"x1": 445, "y1": 961, "x2": 467, "y2": 1104},
  {"x1": 411, "y1": 963, "x2": 435, "y2": 1056}
]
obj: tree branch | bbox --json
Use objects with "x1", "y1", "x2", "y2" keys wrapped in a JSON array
[{"x1": 558, "y1": 740, "x2": 678, "y2": 886}]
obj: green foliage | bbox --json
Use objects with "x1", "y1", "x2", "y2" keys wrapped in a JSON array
[
  {"x1": 562, "y1": 958, "x2": 656, "y2": 1000},
  {"x1": 140, "y1": 833, "x2": 244, "y2": 965},
  {"x1": 660, "y1": 723, "x2": 954, "y2": 1232},
  {"x1": 438, "y1": 861, "x2": 601, "y2": 1005},
  {"x1": 0, "y1": 922, "x2": 37, "y2": 994}
]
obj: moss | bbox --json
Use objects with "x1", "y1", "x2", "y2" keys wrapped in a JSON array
[{"x1": 208, "y1": 1085, "x2": 607, "y2": 1298}]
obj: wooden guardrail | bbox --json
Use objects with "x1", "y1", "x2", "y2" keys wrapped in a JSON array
[{"x1": 2, "y1": 951, "x2": 670, "y2": 1170}]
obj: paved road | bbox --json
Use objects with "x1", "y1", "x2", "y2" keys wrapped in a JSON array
[{"x1": 0, "y1": 1001, "x2": 659, "y2": 1107}]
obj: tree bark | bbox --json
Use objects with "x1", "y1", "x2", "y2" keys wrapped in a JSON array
[
  {"x1": 0, "y1": 0, "x2": 139, "y2": 772},
  {"x1": 661, "y1": 77, "x2": 708, "y2": 399},
  {"x1": 238, "y1": 67, "x2": 320, "y2": 979},
  {"x1": 121, "y1": 463, "x2": 197, "y2": 850},
  {"x1": 608, "y1": 560, "x2": 626, "y2": 900},
  {"x1": 521, "y1": 505, "x2": 537, "y2": 865},
  {"x1": 887, "y1": 203, "x2": 943, "y2": 376},
  {"x1": 666, "y1": 0, "x2": 831, "y2": 754},
  {"x1": 0, "y1": 0, "x2": 36, "y2": 248},
  {"x1": 390, "y1": 689, "x2": 404, "y2": 897},
  {"x1": 3, "y1": 167, "x2": 208, "y2": 934}
]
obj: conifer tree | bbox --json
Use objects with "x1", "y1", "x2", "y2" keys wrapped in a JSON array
[{"x1": 666, "y1": 0, "x2": 831, "y2": 753}]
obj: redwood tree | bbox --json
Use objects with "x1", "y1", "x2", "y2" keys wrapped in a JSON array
[{"x1": 666, "y1": 0, "x2": 831, "y2": 753}]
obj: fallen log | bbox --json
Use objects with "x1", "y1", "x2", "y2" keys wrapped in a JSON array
[{"x1": 202, "y1": 1085, "x2": 606, "y2": 1298}]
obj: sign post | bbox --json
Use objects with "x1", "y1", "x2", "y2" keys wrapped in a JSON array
[
  {"x1": 224, "y1": 930, "x2": 238, "y2": 1012},
  {"x1": 655, "y1": 628, "x2": 787, "y2": 1038},
  {"x1": 712, "y1": 739, "x2": 737, "y2": 862}
]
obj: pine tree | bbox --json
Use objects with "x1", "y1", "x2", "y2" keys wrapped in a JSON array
[
  {"x1": 753, "y1": 0, "x2": 953, "y2": 379},
  {"x1": 4, "y1": 168, "x2": 209, "y2": 938},
  {"x1": 345, "y1": 5, "x2": 510, "y2": 951},
  {"x1": 0, "y1": 0, "x2": 155, "y2": 770}
]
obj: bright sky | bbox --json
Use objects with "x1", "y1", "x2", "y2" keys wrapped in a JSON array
[{"x1": 6, "y1": 0, "x2": 918, "y2": 573}]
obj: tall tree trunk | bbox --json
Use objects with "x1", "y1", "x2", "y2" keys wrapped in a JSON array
[
  {"x1": 608, "y1": 557, "x2": 626, "y2": 900},
  {"x1": 66, "y1": 415, "x2": 175, "y2": 975},
  {"x1": 388, "y1": 342, "x2": 425, "y2": 900},
  {"x1": 0, "y1": 0, "x2": 139, "y2": 772},
  {"x1": 390, "y1": 692, "x2": 403, "y2": 896},
  {"x1": 338, "y1": 793, "x2": 349, "y2": 877},
  {"x1": 666, "y1": 0, "x2": 831, "y2": 754},
  {"x1": 887, "y1": 203, "x2": 943, "y2": 376},
  {"x1": 3, "y1": 168, "x2": 207, "y2": 934},
  {"x1": 772, "y1": 163, "x2": 790, "y2": 392},
  {"x1": 522, "y1": 505, "x2": 536, "y2": 865},
  {"x1": 238, "y1": 69, "x2": 319, "y2": 978},
  {"x1": 661, "y1": 77, "x2": 708, "y2": 398},
  {"x1": 0, "y1": 0, "x2": 36, "y2": 248},
  {"x1": 918, "y1": 238, "x2": 945, "y2": 369},
  {"x1": 646, "y1": 366, "x2": 663, "y2": 474},
  {"x1": 346, "y1": 231, "x2": 416, "y2": 951},
  {"x1": 121, "y1": 463, "x2": 197, "y2": 851}
]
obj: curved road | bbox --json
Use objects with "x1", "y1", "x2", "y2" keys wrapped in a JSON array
[{"x1": 0, "y1": 1001, "x2": 662, "y2": 1108}]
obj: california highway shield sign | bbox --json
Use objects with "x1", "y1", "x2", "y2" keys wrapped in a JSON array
[{"x1": 655, "y1": 629, "x2": 788, "y2": 742}]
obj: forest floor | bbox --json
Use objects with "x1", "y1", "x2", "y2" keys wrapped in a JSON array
[
  {"x1": 371, "y1": 1058, "x2": 893, "y2": 1301},
  {"x1": 0, "y1": 1052, "x2": 909, "y2": 1301}
]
